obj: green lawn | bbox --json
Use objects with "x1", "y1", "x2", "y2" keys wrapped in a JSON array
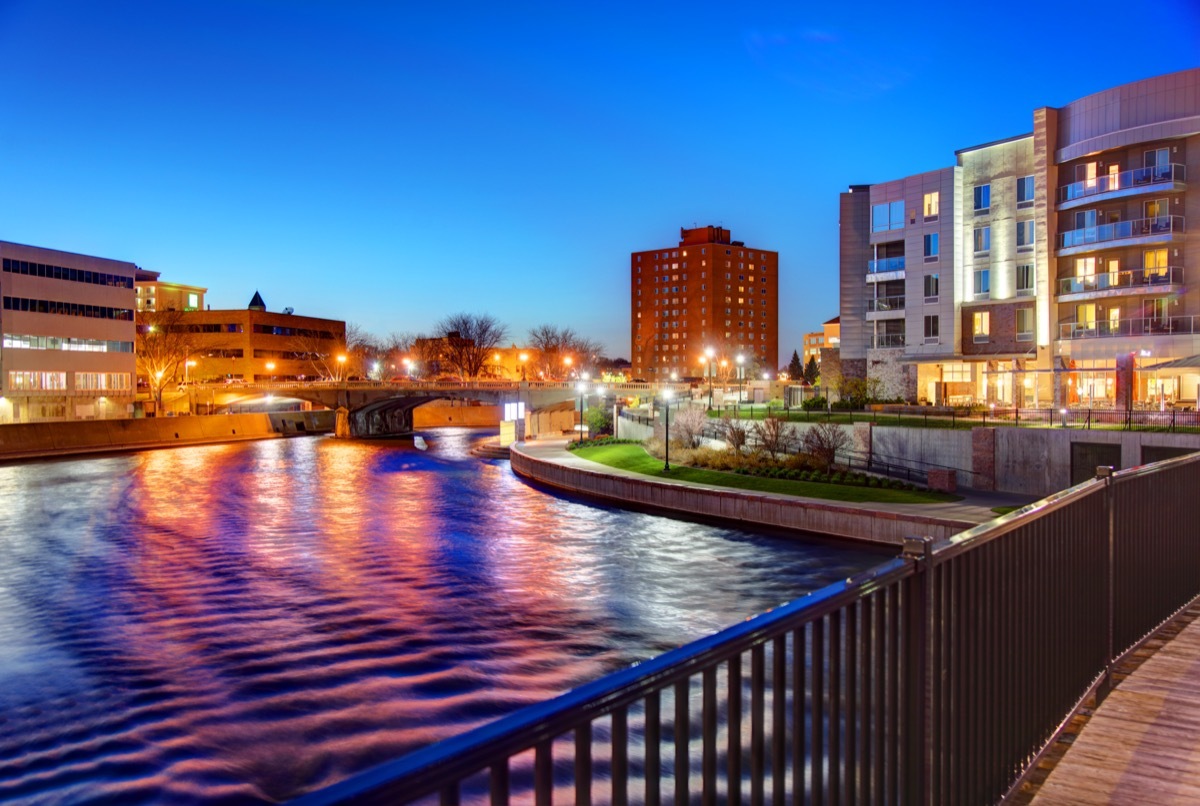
[
  {"x1": 572, "y1": 444, "x2": 961, "y2": 504},
  {"x1": 991, "y1": 506, "x2": 1022, "y2": 516}
]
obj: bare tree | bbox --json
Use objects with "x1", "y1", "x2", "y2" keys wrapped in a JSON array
[
  {"x1": 436, "y1": 313, "x2": 508, "y2": 379},
  {"x1": 802, "y1": 422, "x2": 851, "y2": 475},
  {"x1": 527, "y1": 325, "x2": 604, "y2": 379},
  {"x1": 135, "y1": 310, "x2": 203, "y2": 410},
  {"x1": 716, "y1": 411, "x2": 749, "y2": 454},
  {"x1": 753, "y1": 416, "x2": 796, "y2": 459},
  {"x1": 672, "y1": 405, "x2": 710, "y2": 449}
]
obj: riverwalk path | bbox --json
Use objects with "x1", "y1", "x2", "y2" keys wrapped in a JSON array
[
  {"x1": 1027, "y1": 604, "x2": 1200, "y2": 804},
  {"x1": 517, "y1": 439, "x2": 1035, "y2": 527}
]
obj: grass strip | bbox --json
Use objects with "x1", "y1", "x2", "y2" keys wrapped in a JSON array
[{"x1": 572, "y1": 444, "x2": 961, "y2": 504}]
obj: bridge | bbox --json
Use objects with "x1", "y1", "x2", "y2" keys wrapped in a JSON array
[{"x1": 182, "y1": 380, "x2": 690, "y2": 437}]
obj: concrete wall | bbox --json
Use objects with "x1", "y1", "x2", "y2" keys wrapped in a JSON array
[
  {"x1": 510, "y1": 444, "x2": 972, "y2": 548},
  {"x1": 413, "y1": 401, "x2": 500, "y2": 428},
  {"x1": 0, "y1": 413, "x2": 290, "y2": 460}
]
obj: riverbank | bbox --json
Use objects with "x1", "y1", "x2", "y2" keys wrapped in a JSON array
[
  {"x1": 0, "y1": 411, "x2": 334, "y2": 462},
  {"x1": 511, "y1": 440, "x2": 1032, "y2": 547}
]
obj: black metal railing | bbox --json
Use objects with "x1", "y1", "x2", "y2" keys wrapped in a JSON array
[{"x1": 297, "y1": 453, "x2": 1200, "y2": 805}]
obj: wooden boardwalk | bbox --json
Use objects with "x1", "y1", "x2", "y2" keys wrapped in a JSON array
[{"x1": 1030, "y1": 611, "x2": 1200, "y2": 804}]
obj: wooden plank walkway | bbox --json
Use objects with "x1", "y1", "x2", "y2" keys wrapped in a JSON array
[{"x1": 1030, "y1": 610, "x2": 1200, "y2": 804}]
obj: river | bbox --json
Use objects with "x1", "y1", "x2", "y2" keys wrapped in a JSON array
[{"x1": 0, "y1": 428, "x2": 881, "y2": 803}]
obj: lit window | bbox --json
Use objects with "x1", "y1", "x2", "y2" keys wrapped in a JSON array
[
  {"x1": 973, "y1": 311, "x2": 990, "y2": 342},
  {"x1": 923, "y1": 191, "x2": 939, "y2": 218}
]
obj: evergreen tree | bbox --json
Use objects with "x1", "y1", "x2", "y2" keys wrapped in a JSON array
[
  {"x1": 803, "y1": 355, "x2": 820, "y2": 386},
  {"x1": 787, "y1": 350, "x2": 803, "y2": 380}
]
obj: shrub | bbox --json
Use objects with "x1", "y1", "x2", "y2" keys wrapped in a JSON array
[
  {"x1": 802, "y1": 421, "x2": 852, "y2": 473},
  {"x1": 801, "y1": 396, "x2": 827, "y2": 411},
  {"x1": 752, "y1": 415, "x2": 797, "y2": 459}
]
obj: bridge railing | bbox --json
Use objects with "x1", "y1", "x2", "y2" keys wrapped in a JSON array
[{"x1": 298, "y1": 451, "x2": 1200, "y2": 805}]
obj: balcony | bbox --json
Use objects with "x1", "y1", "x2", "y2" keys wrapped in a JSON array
[
  {"x1": 867, "y1": 256, "x2": 905, "y2": 277},
  {"x1": 1058, "y1": 164, "x2": 1186, "y2": 210},
  {"x1": 871, "y1": 333, "x2": 905, "y2": 348},
  {"x1": 1058, "y1": 216, "x2": 1184, "y2": 255},
  {"x1": 1058, "y1": 314, "x2": 1200, "y2": 341},
  {"x1": 1058, "y1": 266, "x2": 1184, "y2": 301},
  {"x1": 866, "y1": 295, "x2": 905, "y2": 320}
]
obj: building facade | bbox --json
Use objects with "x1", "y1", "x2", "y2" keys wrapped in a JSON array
[
  {"x1": 0, "y1": 240, "x2": 138, "y2": 422},
  {"x1": 135, "y1": 271, "x2": 207, "y2": 313},
  {"x1": 840, "y1": 69, "x2": 1200, "y2": 408},
  {"x1": 631, "y1": 226, "x2": 779, "y2": 379},
  {"x1": 803, "y1": 316, "x2": 841, "y2": 365},
  {"x1": 161, "y1": 293, "x2": 346, "y2": 383}
]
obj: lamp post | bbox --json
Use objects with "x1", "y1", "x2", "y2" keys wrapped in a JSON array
[
  {"x1": 662, "y1": 388, "x2": 674, "y2": 471},
  {"x1": 705, "y1": 347, "x2": 715, "y2": 409},
  {"x1": 185, "y1": 360, "x2": 197, "y2": 415},
  {"x1": 576, "y1": 380, "x2": 587, "y2": 442},
  {"x1": 336, "y1": 354, "x2": 347, "y2": 382},
  {"x1": 564, "y1": 356, "x2": 573, "y2": 380},
  {"x1": 266, "y1": 361, "x2": 276, "y2": 383},
  {"x1": 736, "y1": 354, "x2": 745, "y2": 406},
  {"x1": 519, "y1": 352, "x2": 528, "y2": 382}
]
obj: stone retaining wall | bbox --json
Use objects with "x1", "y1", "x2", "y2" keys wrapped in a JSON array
[{"x1": 510, "y1": 444, "x2": 972, "y2": 548}]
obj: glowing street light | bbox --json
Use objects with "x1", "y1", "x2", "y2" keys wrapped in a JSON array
[
  {"x1": 564, "y1": 356, "x2": 574, "y2": 379},
  {"x1": 519, "y1": 352, "x2": 528, "y2": 382},
  {"x1": 736, "y1": 354, "x2": 745, "y2": 404},
  {"x1": 662, "y1": 387, "x2": 675, "y2": 471},
  {"x1": 265, "y1": 361, "x2": 276, "y2": 383},
  {"x1": 576, "y1": 380, "x2": 587, "y2": 442},
  {"x1": 336, "y1": 354, "x2": 347, "y2": 381},
  {"x1": 702, "y1": 347, "x2": 716, "y2": 410}
]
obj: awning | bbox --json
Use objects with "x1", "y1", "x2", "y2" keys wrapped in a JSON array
[{"x1": 1143, "y1": 355, "x2": 1200, "y2": 371}]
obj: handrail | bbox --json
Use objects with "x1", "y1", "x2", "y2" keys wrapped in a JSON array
[
  {"x1": 1059, "y1": 214, "x2": 1184, "y2": 249},
  {"x1": 1058, "y1": 163, "x2": 1186, "y2": 203},
  {"x1": 1057, "y1": 265, "x2": 1183, "y2": 295},
  {"x1": 295, "y1": 557, "x2": 916, "y2": 805}
]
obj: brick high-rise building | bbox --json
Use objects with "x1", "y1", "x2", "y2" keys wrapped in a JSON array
[{"x1": 631, "y1": 226, "x2": 779, "y2": 380}]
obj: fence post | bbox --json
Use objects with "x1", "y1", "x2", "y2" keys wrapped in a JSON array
[
  {"x1": 901, "y1": 535, "x2": 935, "y2": 805},
  {"x1": 1096, "y1": 465, "x2": 1116, "y2": 705}
]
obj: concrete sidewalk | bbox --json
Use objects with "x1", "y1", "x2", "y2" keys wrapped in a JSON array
[{"x1": 519, "y1": 439, "x2": 1038, "y2": 527}]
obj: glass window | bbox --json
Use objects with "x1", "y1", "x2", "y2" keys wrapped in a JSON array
[
  {"x1": 973, "y1": 311, "x2": 990, "y2": 342},
  {"x1": 924, "y1": 233, "x2": 939, "y2": 258},
  {"x1": 924, "y1": 315, "x2": 939, "y2": 341},
  {"x1": 973, "y1": 184, "x2": 990, "y2": 211},
  {"x1": 1017, "y1": 175, "x2": 1035, "y2": 206},
  {"x1": 890, "y1": 200, "x2": 904, "y2": 230},
  {"x1": 973, "y1": 269, "x2": 990, "y2": 297},
  {"x1": 1016, "y1": 263, "x2": 1035, "y2": 296},
  {"x1": 1016, "y1": 220, "x2": 1035, "y2": 249},
  {"x1": 924, "y1": 273, "x2": 939, "y2": 300},
  {"x1": 923, "y1": 191, "x2": 939, "y2": 218},
  {"x1": 1016, "y1": 309, "x2": 1034, "y2": 341},
  {"x1": 1144, "y1": 198, "x2": 1168, "y2": 219},
  {"x1": 973, "y1": 226, "x2": 991, "y2": 253},
  {"x1": 872, "y1": 201, "x2": 905, "y2": 232}
]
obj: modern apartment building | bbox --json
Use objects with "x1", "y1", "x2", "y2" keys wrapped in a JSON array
[
  {"x1": 840, "y1": 68, "x2": 1199, "y2": 408},
  {"x1": 631, "y1": 226, "x2": 779, "y2": 379},
  {"x1": 0, "y1": 240, "x2": 138, "y2": 422}
]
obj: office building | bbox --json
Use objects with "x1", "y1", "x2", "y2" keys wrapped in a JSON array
[
  {"x1": 840, "y1": 68, "x2": 1199, "y2": 408},
  {"x1": 631, "y1": 226, "x2": 779, "y2": 379},
  {"x1": 0, "y1": 240, "x2": 139, "y2": 422},
  {"x1": 803, "y1": 316, "x2": 841, "y2": 365},
  {"x1": 135, "y1": 271, "x2": 207, "y2": 313}
]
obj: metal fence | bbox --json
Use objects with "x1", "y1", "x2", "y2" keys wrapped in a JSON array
[{"x1": 297, "y1": 452, "x2": 1200, "y2": 805}]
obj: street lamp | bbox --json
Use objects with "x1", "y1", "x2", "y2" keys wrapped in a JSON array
[
  {"x1": 576, "y1": 380, "x2": 587, "y2": 442},
  {"x1": 519, "y1": 352, "x2": 528, "y2": 381},
  {"x1": 662, "y1": 388, "x2": 674, "y2": 471},
  {"x1": 336, "y1": 354, "x2": 347, "y2": 381},
  {"x1": 736, "y1": 354, "x2": 745, "y2": 405},
  {"x1": 705, "y1": 347, "x2": 716, "y2": 409},
  {"x1": 266, "y1": 361, "x2": 276, "y2": 382},
  {"x1": 185, "y1": 360, "x2": 197, "y2": 415},
  {"x1": 563, "y1": 356, "x2": 574, "y2": 380}
]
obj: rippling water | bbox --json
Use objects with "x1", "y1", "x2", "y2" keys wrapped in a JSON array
[{"x1": 0, "y1": 429, "x2": 880, "y2": 804}]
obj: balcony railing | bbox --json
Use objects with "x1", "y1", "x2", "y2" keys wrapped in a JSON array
[
  {"x1": 867, "y1": 256, "x2": 905, "y2": 274},
  {"x1": 1059, "y1": 215, "x2": 1184, "y2": 250},
  {"x1": 866, "y1": 295, "x2": 905, "y2": 313},
  {"x1": 1058, "y1": 266, "x2": 1184, "y2": 296},
  {"x1": 872, "y1": 333, "x2": 905, "y2": 348},
  {"x1": 1059, "y1": 163, "x2": 1186, "y2": 203},
  {"x1": 1058, "y1": 314, "x2": 1200, "y2": 340}
]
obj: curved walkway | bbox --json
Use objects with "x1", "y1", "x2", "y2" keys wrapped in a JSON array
[{"x1": 513, "y1": 440, "x2": 1035, "y2": 546}]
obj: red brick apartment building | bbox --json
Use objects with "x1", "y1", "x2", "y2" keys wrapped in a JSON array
[{"x1": 631, "y1": 226, "x2": 779, "y2": 379}]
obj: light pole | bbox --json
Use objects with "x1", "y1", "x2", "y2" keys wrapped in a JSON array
[
  {"x1": 662, "y1": 388, "x2": 674, "y2": 471},
  {"x1": 705, "y1": 347, "x2": 716, "y2": 409},
  {"x1": 576, "y1": 380, "x2": 587, "y2": 442},
  {"x1": 266, "y1": 361, "x2": 276, "y2": 382},
  {"x1": 564, "y1": 356, "x2": 573, "y2": 380},
  {"x1": 736, "y1": 354, "x2": 745, "y2": 406},
  {"x1": 336, "y1": 354, "x2": 347, "y2": 382},
  {"x1": 185, "y1": 359, "x2": 197, "y2": 415},
  {"x1": 519, "y1": 352, "x2": 528, "y2": 381}
]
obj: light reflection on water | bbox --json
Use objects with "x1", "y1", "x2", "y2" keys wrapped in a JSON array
[{"x1": 0, "y1": 429, "x2": 880, "y2": 803}]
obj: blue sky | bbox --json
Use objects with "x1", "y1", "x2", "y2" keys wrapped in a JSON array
[{"x1": 1, "y1": 1, "x2": 1197, "y2": 363}]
